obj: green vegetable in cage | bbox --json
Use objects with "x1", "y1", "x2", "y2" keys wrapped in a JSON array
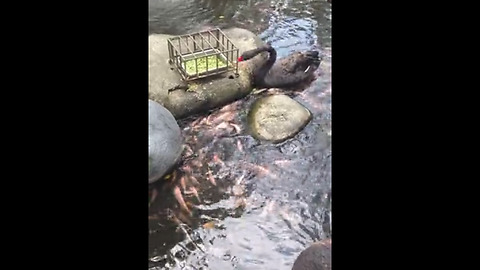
[{"x1": 183, "y1": 55, "x2": 228, "y2": 75}]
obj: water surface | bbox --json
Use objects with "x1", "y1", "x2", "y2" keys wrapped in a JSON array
[{"x1": 149, "y1": 1, "x2": 331, "y2": 269}]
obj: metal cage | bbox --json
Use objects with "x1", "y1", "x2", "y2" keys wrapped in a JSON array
[{"x1": 167, "y1": 28, "x2": 239, "y2": 81}]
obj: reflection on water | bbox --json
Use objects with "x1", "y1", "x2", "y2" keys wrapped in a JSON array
[{"x1": 149, "y1": 0, "x2": 331, "y2": 269}]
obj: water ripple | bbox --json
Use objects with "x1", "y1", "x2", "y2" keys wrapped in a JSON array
[{"x1": 149, "y1": 0, "x2": 331, "y2": 269}]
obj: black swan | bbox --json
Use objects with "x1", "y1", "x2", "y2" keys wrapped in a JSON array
[{"x1": 237, "y1": 44, "x2": 322, "y2": 89}]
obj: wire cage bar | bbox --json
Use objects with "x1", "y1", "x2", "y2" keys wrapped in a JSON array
[{"x1": 167, "y1": 28, "x2": 239, "y2": 81}]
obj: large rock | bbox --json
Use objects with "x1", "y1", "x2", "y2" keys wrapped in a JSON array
[
  {"x1": 248, "y1": 94, "x2": 312, "y2": 143},
  {"x1": 149, "y1": 27, "x2": 267, "y2": 119},
  {"x1": 149, "y1": 100, "x2": 183, "y2": 184},
  {"x1": 292, "y1": 239, "x2": 331, "y2": 270}
]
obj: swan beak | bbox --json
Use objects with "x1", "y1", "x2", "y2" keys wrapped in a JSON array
[{"x1": 304, "y1": 65, "x2": 311, "y2": 73}]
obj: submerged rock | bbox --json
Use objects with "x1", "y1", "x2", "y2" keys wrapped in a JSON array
[
  {"x1": 149, "y1": 27, "x2": 267, "y2": 119},
  {"x1": 248, "y1": 94, "x2": 312, "y2": 143},
  {"x1": 149, "y1": 100, "x2": 183, "y2": 183}
]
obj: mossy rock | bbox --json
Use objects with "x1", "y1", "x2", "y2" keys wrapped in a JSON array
[{"x1": 248, "y1": 94, "x2": 312, "y2": 143}]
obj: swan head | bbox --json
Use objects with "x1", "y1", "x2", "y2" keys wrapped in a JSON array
[
  {"x1": 237, "y1": 50, "x2": 258, "y2": 62},
  {"x1": 238, "y1": 44, "x2": 274, "y2": 62}
]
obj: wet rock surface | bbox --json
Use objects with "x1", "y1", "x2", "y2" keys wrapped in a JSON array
[
  {"x1": 149, "y1": 100, "x2": 183, "y2": 183},
  {"x1": 248, "y1": 94, "x2": 312, "y2": 143},
  {"x1": 149, "y1": 27, "x2": 268, "y2": 119},
  {"x1": 292, "y1": 238, "x2": 332, "y2": 270}
]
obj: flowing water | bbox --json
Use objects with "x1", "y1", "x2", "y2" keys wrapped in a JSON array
[{"x1": 149, "y1": 0, "x2": 331, "y2": 269}]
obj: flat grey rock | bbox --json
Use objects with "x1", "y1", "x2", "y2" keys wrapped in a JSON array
[{"x1": 149, "y1": 27, "x2": 267, "y2": 119}]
